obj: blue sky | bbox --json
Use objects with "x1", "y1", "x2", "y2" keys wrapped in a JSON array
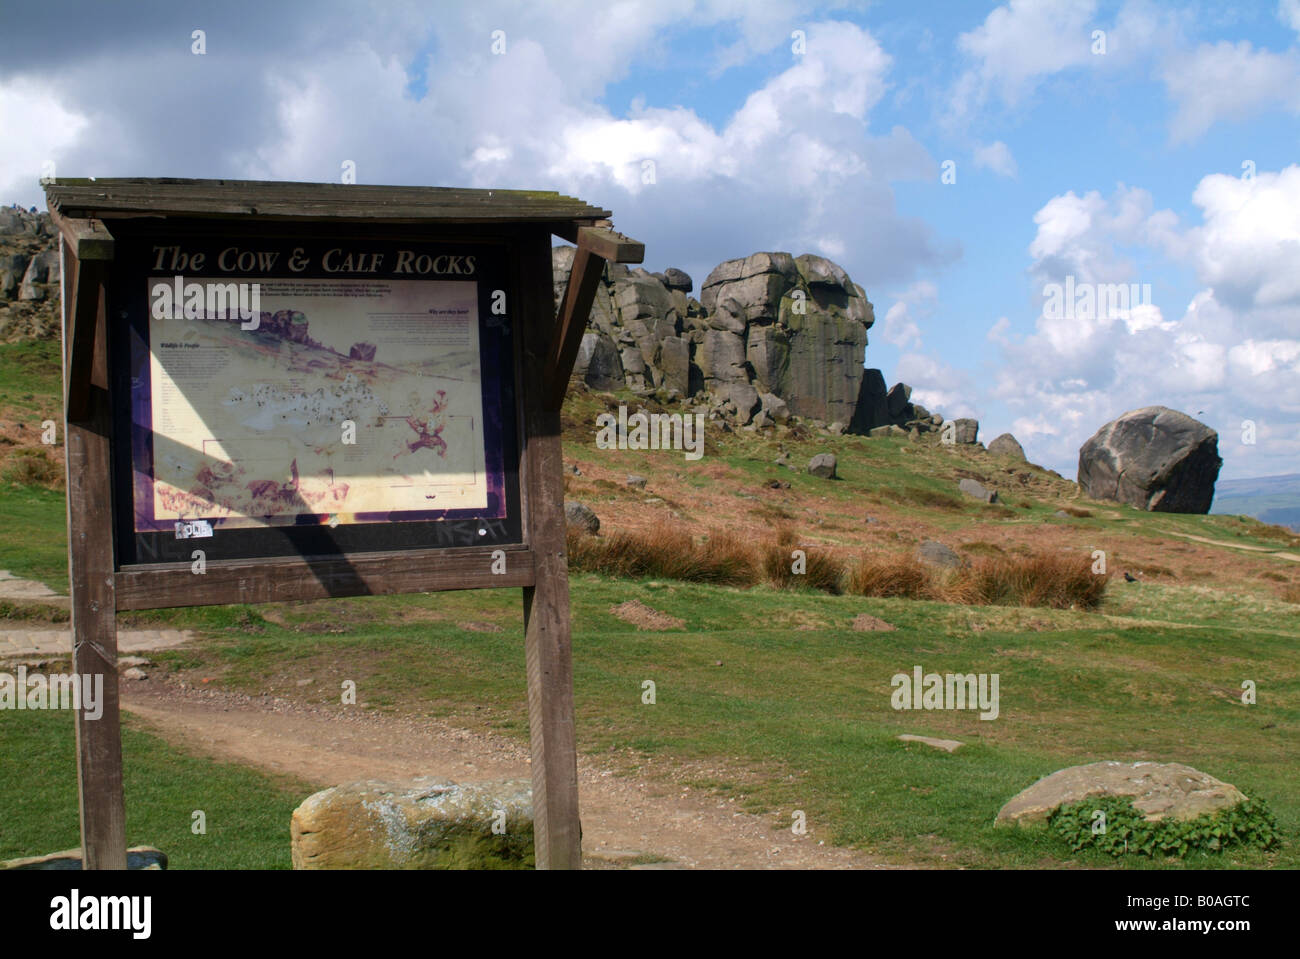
[{"x1": 2, "y1": 0, "x2": 1297, "y2": 478}]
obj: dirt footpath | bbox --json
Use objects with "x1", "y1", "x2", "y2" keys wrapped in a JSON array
[{"x1": 122, "y1": 677, "x2": 893, "y2": 870}]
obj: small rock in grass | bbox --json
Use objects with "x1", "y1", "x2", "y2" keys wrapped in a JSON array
[
  {"x1": 852, "y1": 613, "x2": 896, "y2": 631},
  {"x1": 808, "y1": 453, "x2": 837, "y2": 479},
  {"x1": 898, "y1": 734, "x2": 963, "y2": 753},
  {"x1": 958, "y1": 478, "x2": 999, "y2": 503},
  {"x1": 916, "y1": 540, "x2": 963, "y2": 569},
  {"x1": 564, "y1": 501, "x2": 600, "y2": 534},
  {"x1": 609, "y1": 600, "x2": 685, "y2": 631}
]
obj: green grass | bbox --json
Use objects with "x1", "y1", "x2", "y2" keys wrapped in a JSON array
[
  {"x1": 0, "y1": 339, "x2": 62, "y2": 415},
  {"x1": 2, "y1": 375, "x2": 1296, "y2": 869},
  {"x1": 128, "y1": 573, "x2": 1299, "y2": 870},
  {"x1": 0, "y1": 483, "x2": 67, "y2": 591},
  {"x1": 0, "y1": 708, "x2": 309, "y2": 868}
]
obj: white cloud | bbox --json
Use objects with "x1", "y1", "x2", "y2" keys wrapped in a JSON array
[
  {"x1": 990, "y1": 168, "x2": 1300, "y2": 477},
  {"x1": 701, "y1": 0, "x2": 828, "y2": 74},
  {"x1": 950, "y1": 0, "x2": 1098, "y2": 120},
  {"x1": 942, "y1": 0, "x2": 1182, "y2": 135},
  {"x1": 972, "y1": 140, "x2": 1017, "y2": 177},
  {"x1": 896, "y1": 352, "x2": 980, "y2": 420},
  {"x1": 1162, "y1": 41, "x2": 1300, "y2": 143},
  {"x1": 0, "y1": 77, "x2": 88, "y2": 193},
  {"x1": 879, "y1": 280, "x2": 937, "y2": 350},
  {"x1": 1122, "y1": 302, "x2": 1171, "y2": 333},
  {"x1": 1280, "y1": 0, "x2": 1300, "y2": 34},
  {"x1": 0, "y1": 8, "x2": 953, "y2": 294},
  {"x1": 881, "y1": 303, "x2": 921, "y2": 350},
  {"x1": 1183, "y1": 166, "x2": 1300, "y2": 317},
  {"x1": 1228, "y1": 339, "x2": 1300, "y2": 378}
]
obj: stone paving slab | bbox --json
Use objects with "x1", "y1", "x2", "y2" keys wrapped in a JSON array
[
  {"x1": 0, "y1": 569, "x2": 68, "y2": 605},
  {"x1": 0, "y1": 628, "x2": 193, "y2": 659}
]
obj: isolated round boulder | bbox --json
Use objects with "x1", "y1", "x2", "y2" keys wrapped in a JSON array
[
  {"x1": 1077, "y1": 406, "x2": 1221, "y2": 513},
  {"x1": 996, "y1": 761, "x2": 1247, "y2": 827},
  {"x1": 987, "y1": 433, "x2": 1026, "y2": 461}
]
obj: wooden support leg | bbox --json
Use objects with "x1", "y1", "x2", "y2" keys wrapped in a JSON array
[
  {"x1": 62, "y1": 240, "x2": 127, "y2": 870},
  {"x1": 519, "y1": 233, "x2": 581, "y2": 869}
]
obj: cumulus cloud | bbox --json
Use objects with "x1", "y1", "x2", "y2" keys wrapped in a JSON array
[
  {"x1": 0, "y1": 5, "x2": 954, "y2": 294},
  {"x1": 991, "y1": 168, "x2": 1300, "y2": 477},
  {"x1": 879, "y1": 280, "x2": 937, "y2": 350},
  {"x1": 896, "y1": 352, "x2": 981, "y2": 420},
  {"x1": 1162, "y1": 40, "x2": 1300, "y2": 143},
  {"x1": 943, "y1": 0, "x2": 1171, "y2": 124},
  {"x1": 972, "y1": 140, "x2": 1017, "y2": 177},
  {"x1": 949, "y1": 0, "x2": 1098, "y2": 121},
  {"x1": 1183, "y1": 166, "x2": 1300, "y2": 320},
  {"x1": 701, "y1": 0, "x2": 833, "y2": 75},
  {"x1": 1280, "y1": 0, "x2": 1300, "y2": 34},
  {"x1": 0, "y1": 78, "x2": 87, "y2": 192}
]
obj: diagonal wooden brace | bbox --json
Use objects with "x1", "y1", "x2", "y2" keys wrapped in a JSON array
[
  {"x1": 56, "y1": 217, "x2": 114, "y2": 423},
  {"x1": 543, "y1": 226, "x2": 643, "y2": 409}
]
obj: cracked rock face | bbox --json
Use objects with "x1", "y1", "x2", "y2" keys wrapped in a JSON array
[
  {"x1": 1077, "y1": 406, "x2": 1222, "y2": 513},
  {"x1": 552, "y1": 245, "x2": 985, "y2": 437},
  {"x1": 554, "y1": 246, "x2": 879, "y2": 427}
]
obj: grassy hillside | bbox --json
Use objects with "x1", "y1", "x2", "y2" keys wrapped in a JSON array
[{"x1": 2, "y1": 343, "x2": 1298, "y2": 869}]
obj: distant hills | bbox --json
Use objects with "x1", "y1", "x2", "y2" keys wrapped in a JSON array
[{"x1": 1211, "y1": 473, "x2": 1300, "y2": 531}]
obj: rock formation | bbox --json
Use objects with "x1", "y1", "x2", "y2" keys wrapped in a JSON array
[
  {"x1": 2, "y1": 208, "x2": 988, "y2": 445},
  {"x1": 553, "y1": 245, "x2": 978, "y2": 440},
  {"x1": 1078, "y1": 406, "x2": 1222, "y2": 513},
  {"x1": 0, "y1": 206, "x2": 60, "y2": 342}
]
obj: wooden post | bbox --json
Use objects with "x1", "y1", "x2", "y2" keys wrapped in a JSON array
[
  {"x1": 518, "y1": 230, "x2": 582, "y2": 869},
  {"x1": 60, "y1": 233, "x2": 128, "y2": 870}
]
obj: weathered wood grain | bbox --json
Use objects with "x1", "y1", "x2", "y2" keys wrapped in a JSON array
[
  {"x1": 518, "y1": 228, "x2": 582, "y2": 869},
  {"x1": 116, "y1": 546, "x2": 536, "y2": 610},
  {"x1": 45, "y1": 178, "x2": 611, "y2": 222},
  {"x1": 62, "y1": 241, "x2": 127, "y2": 870}
]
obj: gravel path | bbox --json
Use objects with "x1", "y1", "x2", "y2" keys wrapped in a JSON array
[{"x1": 122, "y1": 675, "x2": 896, "y2": 870}]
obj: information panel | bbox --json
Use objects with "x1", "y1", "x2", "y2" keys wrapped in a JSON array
[{"x1": 110, "y1": 234, "x2": 522, "y2": 565}]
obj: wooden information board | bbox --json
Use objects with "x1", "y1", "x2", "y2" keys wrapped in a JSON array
[{"x1": 43, "y1": 177, "x2": 644, "y2": 870}]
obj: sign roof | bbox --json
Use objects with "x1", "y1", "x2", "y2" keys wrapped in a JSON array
[{"x1": 44, "y1": 177, "x2": 613, "y2": 224}]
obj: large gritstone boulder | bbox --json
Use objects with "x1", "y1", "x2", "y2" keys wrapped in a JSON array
[
  {"x1": 1077, "y1": 407, "x2": 1222, "y2": 513},
  {"x1": 290, "y1": 777, "x2": 534, "y2": 869},
  {"x1": 709, "y1": 252, "x2": 874, "y2": 425},
  {"x1": 553, "y1": 246, "x2": 876, "y2": 424},
  {"x1": 996, "y1": 761, "x2": 1248, "y2": 827}
]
